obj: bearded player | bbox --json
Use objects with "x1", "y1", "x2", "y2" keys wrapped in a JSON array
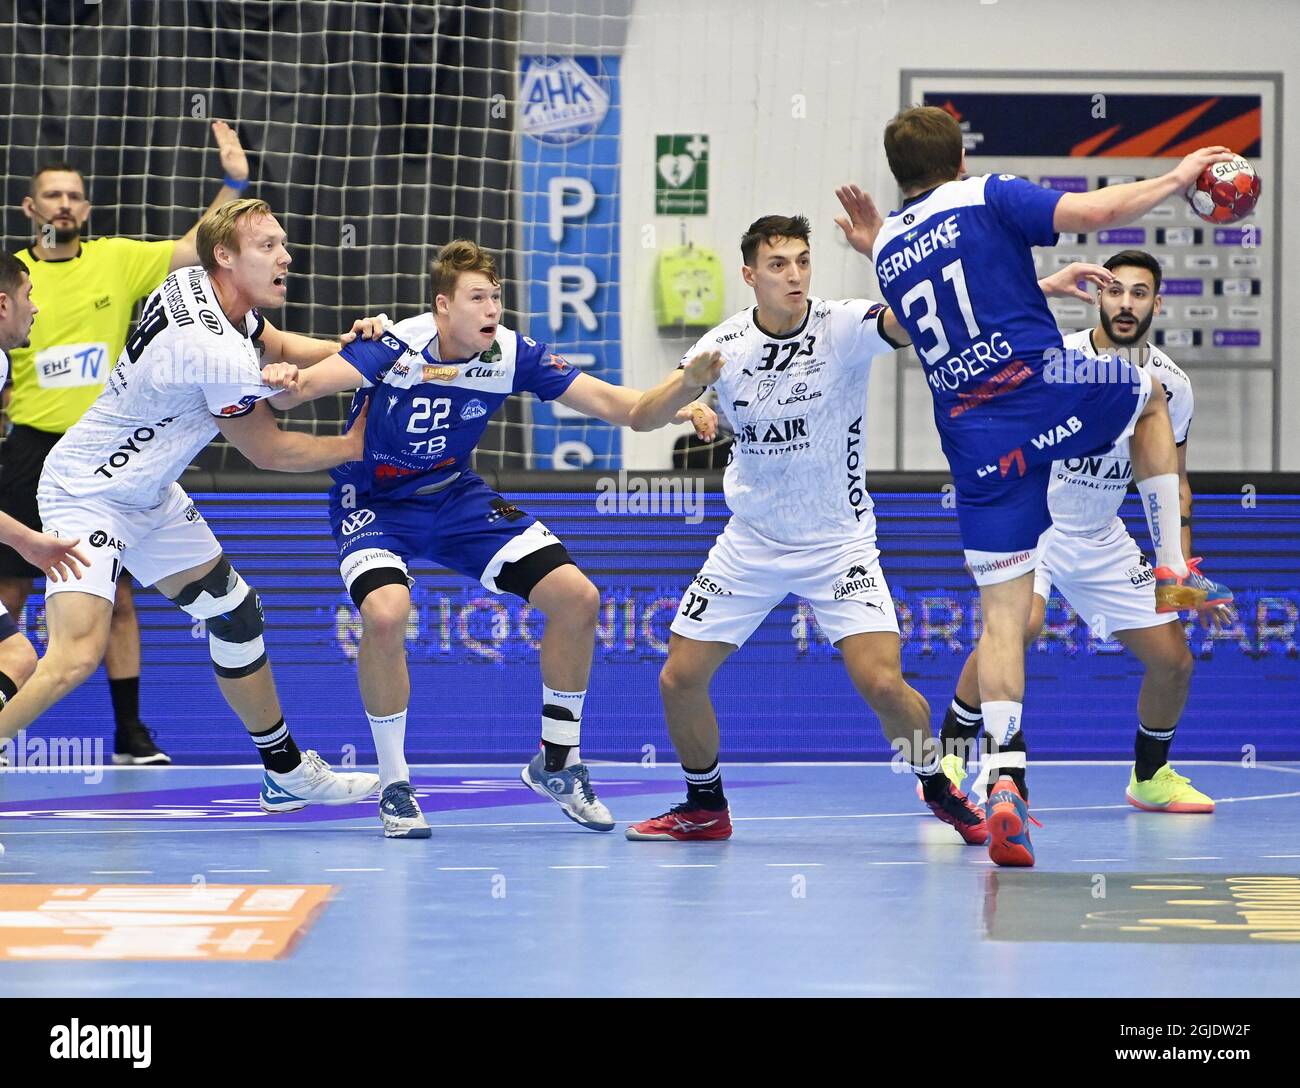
[{"x1": 939, "y1": 249, "x2": 1224, "y2": 814}]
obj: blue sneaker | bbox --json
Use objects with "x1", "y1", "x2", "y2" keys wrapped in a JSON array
[
  {"x1": 987, "y1": 776, "x2": 1037, "y2": 867},
  {"x1": 521, "y1": 751, "x2": 614, "y2": 831},
  {"x1": 258, "y1": 750, "x2": 380, "y2": 813},
  {"x1": 379, "y1": 780, "x2": 432, "y2": 839}
]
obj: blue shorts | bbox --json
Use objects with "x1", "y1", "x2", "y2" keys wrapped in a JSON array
[
  {"x1": 953, "y1": 359, "x2": 1151, "y2": 583},
  {"x1": 329, "y1": 472, "x2": 565, "y2": 598}
]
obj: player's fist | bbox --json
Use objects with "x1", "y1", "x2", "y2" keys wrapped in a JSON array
[
  {"x1": 1039, "y1": 262, "x2": 1113, "y2": 304},
  {"x1": 340, "y1": 313, "x2": 391, "y2": 345},
  {"x1": 677, "y1": 401, "x2": 719, "y2": 442},
  {"x1": 683, "y1": 349, "x2": 723, "y2": 388},
  {"x1": 261, "y1": 362, "x2": 300, "y2": 391},
  {"x1": 212, "y1": 120, "x2": 250, "y2": 184},
  {"x1": 17, "y1": 530, "x2": 90, "y2": 584},
  {"x1": 1168, "y1": 146, "x2": 1236, "y2": 189},
  {"x1": 834, "y1": 184, "x2": 884, "y2": 257}
]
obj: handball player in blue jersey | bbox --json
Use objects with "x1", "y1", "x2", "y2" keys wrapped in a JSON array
[
  {"x1": 268, "y1": 240, "x2": 718, "y2": 838},
  {"x1": 834, "y1": 107, "x2": 1235, "y2": 865}
]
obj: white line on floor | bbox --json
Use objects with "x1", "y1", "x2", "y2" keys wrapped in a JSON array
[
  {"x1": 0, "y1": 872, "x2": 36, "y2": 876},
  {"x1": 436, "y1": 866, "x2": 497, "y2": 871},
  {"x1": 765, "y1": 863, "x2": 823, "y2": 868},
  {"x1": 1260, "y1": 854, "x2": 1300, "y2": 859},
  {"x1": 1165, "y1": 857, "x2": 1222, "y2": 861},
  {"x1": 323, "y1": 867, "x2": 384, "y2": 872},
  {"x1": 207, "y1": 868, "x2": 271, "y2": 873},
  {"x1": 870, "y1": 861, "x2": 925, "y2": 866},
  {"x1": 659, "y1": 864, "x2": 717, "y2": 869},
  {"x1": 91, "y1": 870, "x2": 153, "y2": 875},
  {"x1": 1073, "y1": 859, "x2": 1126, "y2": 863},
  {"x1": 549, "y1": 865, "x2": 608, "y2": 870}
]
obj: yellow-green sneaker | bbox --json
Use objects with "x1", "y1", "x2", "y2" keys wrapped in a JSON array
[
  {"x1": 941, "y1": 753, "x2": 967, "y2": 790},
  {"x1": 1126, "y1": 764, "x2": 1215, "y2": 814}
]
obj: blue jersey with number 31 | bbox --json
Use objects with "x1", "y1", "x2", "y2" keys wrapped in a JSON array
[{"x1": 871, "y1": 173, "x2": 1067, "y2": 472}]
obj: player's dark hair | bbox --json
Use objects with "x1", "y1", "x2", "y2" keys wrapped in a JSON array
[
  {"x1": 740, "y1": 215, "x2": 811, "y2": 267},
  {"x1": 431, "y1": 239, "x2": 500, "y2": 303},
  {"x1": 29, "y1": 161, "x2": 86, "y2": 198},
  {"x1": 1103, "y1": 249, "x2": 1163, "y2": 294},
  {"x1": 0, "y1": 251, "x2": 28, "y2": 297},
  {"x1": 884, "y1": 106, "x2": 964, "y2": 192}
]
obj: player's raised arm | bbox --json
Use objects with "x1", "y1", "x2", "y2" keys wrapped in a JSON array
[
  {"x1": 1053, "y1": 147, "x2": 1236, "y2": 233},
  {"x1": 256, "y1": 314, "x2": 388, "y2": 370},
  {"x1": 171, "y1": 121, "x2": 254, "y2": 270},
  {"x1": 215, "y1": 399, "x2": 366, "y2": 472},
  {"x1": 556, "y1": 372, "x2": 717, "y2": 439},
  {"x1": 626, "y1": 351, "x2": 724, "y2": 432},
  {"x1": 1037, "y1": 262, "x2": 1114, "y2": 304}
]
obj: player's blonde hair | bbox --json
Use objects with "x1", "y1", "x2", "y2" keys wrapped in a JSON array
[
  {"x1": 197, "y1": 198, "x2": 274, "y2": 272},
  {"x1": 430, "y1": 239, "x2": 499, "y2": 304}
]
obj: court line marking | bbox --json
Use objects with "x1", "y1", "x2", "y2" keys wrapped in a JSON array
[
  {"x1": 90, "y1": 870, "x2": 153, "y2": 875},
  {"x1": 765, "y1": 863, "x2": 823, "y2": 868},
  {"x1": 3, "y1": 789, "x2": 1298, "y2": 837},
  {"x1": 1073, "y1": 858, "x2": 1126, "y2": 862},
  {"x1": 549, "y1": 865, "x2": 607, "y2": 870},
  {"x1": 436, "y1": 866, "x2": 497, "y2": 871},
  {"x1": 1260, "y1": 854, "x2": 1300, "y2": 859},
  {"x1": 870, "y1": 861, "x2": 925, "y2": 866},
  {"x1": 324, "y1": 867, "x2": 384, "y2": 872},
  {"x1": 207, "y1": 868, "x2": 271, "y2": 873},
  {"x1": 659, "y1": 864, "x2": 717, "y2": 869},
  {"x1": 1166, "y1": 856, "x2": 1223, "y2": 861},
  {"x1": 0, "y1": 872, "x2": 36, "y2": 876}
]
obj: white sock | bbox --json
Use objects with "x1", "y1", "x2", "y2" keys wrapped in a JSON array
[
  {"x1": 542, "y1": 685, "x2": 585, "y2": 768},
  {"x1": 1136, "y1": 473, "x2": 1187, "y2": 575},
  {"x1": 981, "y1": 701, "x2": 1023, "y2": 747},
  {"x1": 367, "y1": 709, "x2": 409, "y2": 789}
]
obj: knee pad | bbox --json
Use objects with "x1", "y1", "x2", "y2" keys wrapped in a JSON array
[{"x1": 173, "y1": 559, "x2": 268, "y2": 678}]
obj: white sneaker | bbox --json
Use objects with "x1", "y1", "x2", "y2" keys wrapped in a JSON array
[
  {"x1": 259, "y1": 750, "x2": 380, "y2": 813},
  {"x1": 521, "y1": 751, "x2": 614, "y2": 831}
]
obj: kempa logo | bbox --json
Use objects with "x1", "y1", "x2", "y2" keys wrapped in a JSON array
[
  {"x1": 341, "y1": 509, "x2": 376, "y2": 535},
  {"x1": 50, "y1": 1019, "x2": 151, "y2": 1069}
]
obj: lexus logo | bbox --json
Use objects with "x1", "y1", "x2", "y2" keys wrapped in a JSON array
[{"x1": 341, "y1": 509, "x2": 376, "y2": 535}]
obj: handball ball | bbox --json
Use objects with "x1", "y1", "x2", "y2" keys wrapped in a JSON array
[{"x1": 1186, "y1": 156, "x2": 1261, "y2": 224}]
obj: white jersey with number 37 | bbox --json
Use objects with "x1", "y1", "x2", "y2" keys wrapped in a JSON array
[
  {"x1": 686, "y1": 297, "x2": 896, "y2": 547},
  {"x1": 1047, "y1": 328, "x2": 1194, "y2": 535},
  {"x1": 41, "y1": 266, "x2": 276, "y2": 510}
]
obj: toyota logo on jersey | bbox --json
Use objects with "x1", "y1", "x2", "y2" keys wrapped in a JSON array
[{"x1": 341, "y1": 509, "x2": 376, "y2": 535}]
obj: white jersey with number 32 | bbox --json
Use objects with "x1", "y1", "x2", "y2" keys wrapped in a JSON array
[
  {"x1": 685, "y1": 297, "x2": 896, "y2": 547},
  {"x1": 1047, "y1": 328, "x2": 1194, "y2": 535},
  {"x1": 41, "y1": 266, "x2": 276, "y2": 510}
]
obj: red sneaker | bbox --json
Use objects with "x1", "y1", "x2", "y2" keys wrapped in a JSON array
[
  {"x1": 625, "y1": 802, "x2": 733, "y2": 841},
  {"x1": 925, "y1": 780, "x2": 988, "y2": 845},
  {"x1": 986, "y1": 776, "x2": 1039, "y2": 867}
]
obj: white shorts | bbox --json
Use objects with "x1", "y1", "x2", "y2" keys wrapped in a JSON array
[
  {"x1": 1034, "y1": 518, "x2": 1177, "y2": 641},
  {"x1": 670, "y1": 518, "x2": 900, "y2": 648},
  {"x1": 37, "y1": 480, "x2": 222, "y2": 602}
]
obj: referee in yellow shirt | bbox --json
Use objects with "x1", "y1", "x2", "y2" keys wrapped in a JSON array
[{"x1": 0, "y1": 121, "x2": 252, "y2": 764}]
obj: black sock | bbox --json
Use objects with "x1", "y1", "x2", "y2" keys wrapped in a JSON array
[
  {"x1": 940, "y1": 695, "x2": 983, "y2": 763},
  {"x1": 1135, "y1": 722, "x2": 1174, "y2": 782},
  {"x1": 108, "y1": 675, "x2": 141, "y2": 732},
  {"x1": 987, "y1": 731, "x2": 1029, "y2": 802},
  {"x1": 914, "y1": 759, "x2": 949, "y2": 802},
  {"x1": 250, "y1": 719, "x2": 301, "y2": 774},
  {"x1": 0, "y1": 669, "x2": 17, "y2": 707},
  {"x1": 684, "y1": 760, "x2": 727, "y2": 811}
]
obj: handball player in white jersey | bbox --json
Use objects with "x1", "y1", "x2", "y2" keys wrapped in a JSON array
[
  {"x1": 621, "y1": 215, "x2": 1103, "y2": 842},
  {"x1": 941, "y1": 250, "x2": 1225, "y2": 813},
  {"x1": 0, "y1": 199, "x2": 385, "y2": 814}
]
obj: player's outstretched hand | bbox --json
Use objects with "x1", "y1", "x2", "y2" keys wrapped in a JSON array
[
  {"x1": 678, "y1": 401, "x2": 719, "y2": 442},
  {"x1": 1167, "y1": 146, "x2": 1236, "y2": 189},
  {"x1": 18, "y1": 531, "x2": 90, "y2": 584},
  {"x1": 682, "y1": 350, "x2": 723, "y2": 388},
  {"x1": 342, "y1": 398, "x2": 370, "y2": 461},
  {"x1": 261, "y1": 362, "x2": 300, "y2": 392},
  {"x1": 834, "y1": 184, "x2": 884, "y2": 257},
  {"x1": 1198, "y1": 601, "x2": 1236, "y2": 632},
  {"x1": 1039, "y1": 262, "x2": 1113, "y2": 304},
  {"x1": 212, "y1": 120, "x2": 250, "y2": 184},
  {"x1": 341, "y1": 313, "x2": 391, "y2": 346}
]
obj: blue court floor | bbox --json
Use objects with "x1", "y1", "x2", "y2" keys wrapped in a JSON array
[{"x1": 1, "y1": 761, "x2": 1298, "y2": 997}]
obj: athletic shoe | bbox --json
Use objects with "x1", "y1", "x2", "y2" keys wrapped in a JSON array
[
  {"x1": 259, "y1": 750, "x2": 381, "y2": 813},
  {"x1": 521, "y1": 751, "x2": 614, "y2": 831},
  {"x1": 913, "y1": 753, "x2": 968, "y2": 801},
  {"x1": 1154, "y1": 557, "x2": 1232, "y2": 614},
  {"x1": 112, "y1": 720, "x2": 172, "y2": 765},
  {"x1": 925, "y1": 780, "x2": 988, "y2": 845},
  {"x1": 1126, "y1": 764, "x2": 1215, "y2": 813},
  {"x1": 987, "y1": 776, "x2": 1037, "y2": 867},
  {"x1": 625, "y1": 801, "x2": 733, "y2": 841},
  {"x1": 379, "y1": 780, "x2": 432, "y2": 838}
]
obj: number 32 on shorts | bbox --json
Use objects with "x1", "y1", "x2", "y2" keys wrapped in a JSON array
[{"x1": 680, "y1": 592, "x2": 709, "y2": 620}]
